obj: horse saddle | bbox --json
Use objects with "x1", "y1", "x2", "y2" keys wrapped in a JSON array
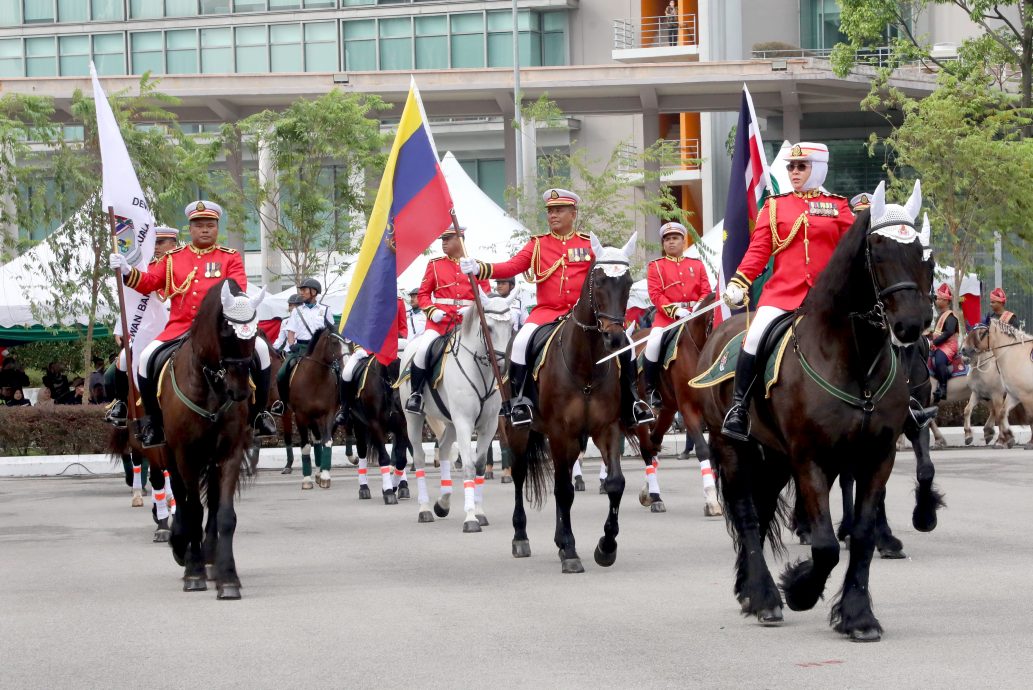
[
  {"x1": 689, "y1": 312, "x2": 797, "y2": 399},
  {"x1": 397, "y1": 327, "x2": 457, "y2": 391},
  {"x1": 529, "y1": 319, "x2": 566, "y2": 381},
  {"x1": 146, "y1": 336, "x2": 187, "y2": 384},
  {"x1": 636, "y1": 323, "x2": 686, "y2": 374}
]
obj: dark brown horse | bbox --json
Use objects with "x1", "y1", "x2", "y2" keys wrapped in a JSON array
[
  {"x1": 163, "y1": 279, "x2": 264, "y2": 598},
  {"x1": 508, "y1": 237, "x2": 637, "y2": 573},
  {"x1": 287, "y1": 327, "x2": 344, "y2": 489},
  {"x1": 696, "y1": 184, "x2": 932, "y2": 641},
  {"x1": 632, "y1": 292, "x2": 722, "y2": 516},
  {"x1": 109, "y1": 429, "x2": 173, "y2": 542},
  {"x1": 348, "y1": 356, "x2": 410, "y2": 504}
]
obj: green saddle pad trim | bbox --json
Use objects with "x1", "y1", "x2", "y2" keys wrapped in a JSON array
[
  {"x1": 396, "y1": 334, "x2": 453, "y2": 390},
  {"x1": 689, "y1": 325, "x2": 795, "y2": 398},
  {"x1": 636, "y1": 323, "x2": 685, "y2": 374},
  {"x1": 532, "y1": 321, "x2": 566, "y2": 381}
]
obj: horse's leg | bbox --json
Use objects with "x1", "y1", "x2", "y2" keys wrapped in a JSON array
[
  {"x1": 999, "y1": 394, "x2": 1016, "y2": 448},
  {"x1": 167, "y1": 461, "x2": 189, "y2": 567},
  {"x1": 391, "y1": 430, "x2": 410, "y2": 500},
  {"x1": 214, "y1": 450, "x2": 243, "y2": 600},
  {"x1": 836, "y1": 467, "x2": 855, "y2": 543},
  {"x1": 453, "y1": 417, "x2": 482, "y2": 533},
  {"x1": 930, "y1": 420, "x2": 946, "y2": 449},
  {"x1": 281, "y1": 410, "x2": 295, "y2": 473},
  {"x1": 150, "y1": 466, "x2": 171, "y2": 542},
  {"x1": 874, "y1": 488, "x2": 905, "y2": 559},
  {"x1": 780, "y1": 461, "x2": 838, "y2": 615},
  {"x1": 594, "y1": 424, "x2": 625, "y2": 568},
  {"x1": 472, "y1": 419, "x2": 495, "y2": 528},
  {"x1": 203, "y1": 462, "x2": 221, "y2": 581},
  {"x1": 316, "y1": 421, "x2": 333, "y2": 489},
  {"x1": 375, "y1": 425, "x2": 396, "y2": 505},
  {"x1": 163, "y1": 468, "x2": 177, "y2": 516},
  {"x1": 434, "y1": 426, "x2": 456, "y2": 517},
  {"x1": 963, "y1": 391, "x2": 976, "y2": 446},
  {"x1": 508, "y1": 426, "x2": 533, "y2": 558},
  {"x1": 353, "y1": 423, "x2": 370, "y2": 498},
  {"x1": 549, "y1": 434, "x2": 583, "y2": 574},
  {"x1": 831, "y1": 455, "x2": 894, "y2": 642},
  {"x1": 408, "y1": 414, "x2": 433, "y2": 521},
  {"x1": 129, "y1": 454, "x2": 144, "y2": 507},
  {"x1": 713, "y1": 434, "x2": 783, "y2": 622},
  {"x1": 689, "y1": 419, "x2": 721, "y2": 516},
  {"x1": 907, "y1": 414, "x2": 944, "y2": 532},
  {"x1": 181, "y1": 468, "x2": 207, "y2": 592},
  {"x1": 298, "y1": 425, "x2": 313, "y2": 489}
]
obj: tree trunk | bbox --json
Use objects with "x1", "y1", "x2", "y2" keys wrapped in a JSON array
[{"x1": 1024, "y1": 0, "x2": 1033, "y2": 138}]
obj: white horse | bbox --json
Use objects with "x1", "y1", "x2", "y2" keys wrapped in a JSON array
[
  {"x1": 400, "y1": 294, "x2": 516, "y2": 532},
  {"x1": 963, "y1": 320, "x2": 1031, "y2": 445}
]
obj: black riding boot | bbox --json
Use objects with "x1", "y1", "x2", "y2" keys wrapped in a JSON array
[
  {"x1": 619, "y1": 350, "x2": 655, "y2": 427},
  {"x1": 250, "y1": 366, "x2": 277, "y2": 437},
  {"x1": 271, "y1": 356, "x2": 293, "y2": 416},
  {"x1": 134, "y1": 374, "x2": 165, "y2": 449},
  {"x1": 406, "y1": 364, "x2": 427, "y2": 413},
  {"x1": 502, "y1": 362, "x2": 534, "y2": 426},
  {"x1": 335, "y1": 379, "x2": 354, "y2": 427},
  {"x1": 721, "y1": 351, "x2": 758, "y2": 442},
  {"x1": 104, "y1": 368, "x2": 130, "y2": 428},
  {"x1": 642, "y1": 357, "x2": 662, "y2": 407}
]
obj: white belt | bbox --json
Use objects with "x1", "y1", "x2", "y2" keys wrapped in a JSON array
[{"x1": 433, "y1": 298, "x2": 473, "y2": 307}]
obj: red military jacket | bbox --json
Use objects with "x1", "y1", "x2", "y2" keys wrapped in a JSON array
[
  {"x1": 478, "y1": 231, "x2": 593, "y2": 324},
  {"x1": 733, "y1": 190, "x2": 854, "y2": 310},
  {"x1": 125, "y1": 243, "x2": 246, "y2": 340},
  {"x1": 648, "y1": 255, "x2": 711, "y2": 328},
  {"x1": 396, "y1": 298, "x2": 409, "y2": 340},
  {"x1": 418, "y1": 257, "x2": 489, "y2": 336}
]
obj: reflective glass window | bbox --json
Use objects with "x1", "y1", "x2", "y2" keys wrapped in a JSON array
[
  {"x1": 165, "y1": 0, "x2": 197, "y2": 17},
  {"x1": 342, "y1": 20, "x2": 375, "y2": 71},
  {"x1": 304, "y1": 21, "x2": 336, "y2": 71},
  {"x1": 91, "y1": 0, "x2": 122, "y2": 20},
  {"x1": 25, "y1": 1, "x2": 56, "y2": 23},
  {"x1": 57, "y1": 0, "x2": 88, "y2": 22},
  {"x1": 379, "y1": 18, "x2": 411, "y2": 70},
  {"x1": 270, "y1": 23, "x2": 302, "y2": 72},
  {"x1": 451, "y1": 13, "x2": 484, "y2": 69},
  {"x1": 235, "y1": 1, "x2": 265, "y2": 11},
  {"x1": 414, "y1": 15, "x2": 445, "y2": 69},
  {"x1": 93, "y1": 33, "x2": 126, "y2": 75},
  {"x1": 166, "y1": 29, "x2": 198, "y2": 74},
  {"x1": 201, "y1": 27, "x2": 232, "y2": 73},
  {"x1": 268, "y1": 0, "x2": 300, "y2": 9},
  {"x1": 59, "y1": 34, "x2": 89, "y2": 76},
  {"x1": 131, "y1": 31, "x2": 163, "y2": 74},
  {"x1": 0, "y1": 0, "x2": 20, "y2": 27},
  {"x1": 0, "y1": 38, "x2": 22, "y2": 76},
  {"x1": 303, "y1": 0, "x2": 334, "y2": 7},
  {"x1": 130, "y1": 0, "x2": 161, "y2": 18},
  {"x1": 235, "y1": 25, "x2": 268, "y2": 73},
  {"x1": 25, "y1": 37, "x2": 57, "y2": 76},
  {"x1": 201, "y1": 0, "x2": 230, "y2": 14}
]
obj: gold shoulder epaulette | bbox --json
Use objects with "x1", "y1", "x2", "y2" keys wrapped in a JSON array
[
  {"x1": 823, "y1": 192, "x2": 848, "y2": 200},
  {"x1": 218, "y1": 245, "x2": 238, "y2": 254},
  {"x1": 164, "y1": 245, "x2": 186, "y2": 256},
  {"x1": 576, "y1": 231, "x2": 591, "y2": 240}
]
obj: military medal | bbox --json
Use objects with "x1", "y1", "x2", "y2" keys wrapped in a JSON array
[
  {"x1": 204, "y1": 261, "x2": 222, "y2": 278},
  {"x1": 808, "y1": 201, "x2": 838, "y2": 217}
]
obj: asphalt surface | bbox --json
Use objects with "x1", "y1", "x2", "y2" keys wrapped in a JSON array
[{"x1": 1, "y1": 445, "x2": 1031, "y2": 689}]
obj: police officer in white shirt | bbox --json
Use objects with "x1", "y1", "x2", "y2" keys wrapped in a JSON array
[
  {"x1": 406, "y1": 287, "x2": 426, "y2": 338},
  {"x1": 494, "y1": 277, "x2": 526, "y2": 331},
  {"x1": 272, "y1": 293, "x2": 304, "y2": 354}
]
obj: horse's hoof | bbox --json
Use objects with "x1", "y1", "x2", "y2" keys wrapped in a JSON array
[
  {"x1": 704, "y1": 502, "x2": 723, "y2": 517},
  {"x1": 560, "y1": 557, "x2": 585, "y2": 574},
  {"x1": 153, "y1": 528, "x2": 170, "y2": 543},
  {"x1": 476, "y1": 514, "x2": 489, "y2": 527},
  {"x1": 317, "y1": 470, "x2": 331, "y2": 488},
  {"x1": 397, "y1": 482, "x2": 410, "y2": 500},
  {"x1": 301, "y1": 477, "x2": 314, "y2": 490},
  {"x1": 183, "y1": 577, "x2": 207, "y2": 592},
  {"x1": 217, "y1": 584, "x2": 241, "y2": 600},
  {"x1": 599, "y1": 480, "x2": 607, "y2": 495},
  {"x1": 965, "y1": 436, "x2": 973, "y2": 446},
  {"x1": 512, "y1": 539, "x2": 531, "y2": 558},
  {"x1": 650, "y1": 500, "x2": 667, "y2": 513},
  {"x1": 347, "y1": 455, "x2": 358, "y2": 466},
  {"x1": 205, "y1": 564, "x2": 216, "y2": 581},
  {"x1": 638, "y1": 486, "x2": 651, "y2": 507},
  {"x1": 594, "y1": 541, "x2": 617, "y2": 567},
  {"x1": 463, "y1": 520, "x2": 482, "y2": 533},
  {"x1": 913, "y1": 511, "x2": 937, "y2": 533},
  {"x1": 418, "y1": 510, "x2": 434, "y2": 523},
  {"x1": 433, "y1": 501, "x2": 450, "y2": 518},
  {"x1": 849, "y1": 628, "x2": 882, "y2": 642},
  {"x1": 501, "y1": 475, "x2": 513, "y2": 484},
  {"x1": 757, "y1": 607, "x2": 783, "y2": 625},
  {"x1": 131, "y1": 491, "x2": 144, "y2": 508},
  {"x1": 738, "y1": 596, "x2": 751, "y2": 613},
  {"x1": 358, "y1": 485, "x2": 371, "y2": 500},
  {"x1": 485, "y1": 469, "x2": 494, "y2": 480},
  {"x1": 573, "y1": 475, "x2": 585, "y2": 492},
  {"x1": 383, "y1": 491, "x2": 398, "y2": 505},
  {"x1": 280, "y1": 466, "x2": 292, "y2": 475},
  {"x1": 879, "y1": 547, "x2": 907, "y2": 560}
]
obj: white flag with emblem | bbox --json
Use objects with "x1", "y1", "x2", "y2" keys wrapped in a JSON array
[{"x1": 91, "y1": 62, "x2": 167, "y2": 373}]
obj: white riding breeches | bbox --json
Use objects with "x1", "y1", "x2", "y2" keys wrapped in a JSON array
[
  {"x1": 742, "y1": 306, "x2": 788, "y2": 355},
  {"x1": 412, "y1": 329, "x2": 440, "y2": 368},
  {"x1": 510, "y1": 322, "x2": 540, "y2": 366},
  {"x1": 137, "y1": 333, "x2": 270, "y2": 379},
  {"x1": 342, "y1": 348, "x2": 367, "y2": 382},
  {"x1": 644, "y1": 327, "x2": 665, "y2": 362},
  {"x1": 117, "y1": 349, "x2": 127, "y2": 372}
]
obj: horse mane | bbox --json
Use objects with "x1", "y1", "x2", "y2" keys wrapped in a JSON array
[
  {"x1": 800, "y1": 208, "x2": 871, "y2": 317},
  {"x1": 190, "y1": 278, "x2": 242, "y2": 362},
  {"x1": 994, "y1": 318, "x2": 1031, "y2": 341},
  {"x1": 306, "y1": 327, "x2": 327, "y2": 354}
]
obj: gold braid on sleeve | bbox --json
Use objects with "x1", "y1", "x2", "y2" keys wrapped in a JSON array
[
  {"x1": 164, "y1": 256, "x2": 195, "y2": 301},
  {"x1": 770, "y1": 196, "x2": 810, "y2": 264},
  {"x1": 524, "y1": 237, "x2": 564, "y2": 284}
]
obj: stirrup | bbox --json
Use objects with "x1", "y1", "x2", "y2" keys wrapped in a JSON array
[
  {"x1": 269, "y1": 400, "x2": 285, "y2": 417},
  {"x1": 104, "y1": 400, "x2": 128, "y2": 429},
  {"x1": 631, "y1": 400, "x2": 655, "y2": 426},
  {"x1": 253, "y1": 411, "x2": 277, "y2": 437},
  {"x1": 509, "y1": 400, "x2": 533, "y2": 427},
  {"x1": 134, "y1": 417, "x2": 166, "y2": 449},
  {"x1": 720, "y1": 404, "x2": 751, "y2": 442},
  {"x1": 908, "y1": 399, "x2": 937, "y2": 429},
  {"x1": 405, "y1": 392, "x2": 424, "y2": 413}
]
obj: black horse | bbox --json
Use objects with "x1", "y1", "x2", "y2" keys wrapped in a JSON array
[
  {"x1": 346, "y1": 356, "x2": 411, "y2": 504},
  {"x1": 696, "y1": 185, "x2": 932, "y2": 641}
]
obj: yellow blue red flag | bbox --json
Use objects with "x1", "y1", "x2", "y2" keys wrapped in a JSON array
[{"x1": 340, "y1": 78, "x2": 453, "y2": 364}]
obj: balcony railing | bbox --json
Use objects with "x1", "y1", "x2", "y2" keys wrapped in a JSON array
[
  {"x1": 618, "y1": 138, "x2": 701, "y2": 177},
  {"x1": 751, "y1": 46, "x2": 896, "y2": 68},
  {"x1": 613, "y1": 14, "x2": 697, "y2": 51}
]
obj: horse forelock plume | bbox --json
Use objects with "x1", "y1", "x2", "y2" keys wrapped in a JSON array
[
  {"x1": 192, "y1": 278, "x2": 244, "y2": 361},
  {"x1": 595, "y1": 247, "x2": 630, "y2": 278}
]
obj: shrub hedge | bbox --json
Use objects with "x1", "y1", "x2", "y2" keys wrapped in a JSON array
[{"x1": 0, "y1": 406, "x2": 113, "y2": 456}]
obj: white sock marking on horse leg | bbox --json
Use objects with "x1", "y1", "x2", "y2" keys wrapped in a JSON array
[
  {"x1": 645, "y1": 464, "x2": 660, "y2": 495},
  {"x1": 380, "y1": 465, "x2": 393, "y2": 492},
  {"x1": 699, "y1": 459, "x2": 716, "y2": 490},
  {"x1": 357, "y1": 456, "x2": 368, "y2": 486},
  {"x1": 416, "y1": 469, "x2": 429, "y2": 504},
  {"x1": 153, "y1": 490, "x2": 169, "y2": 520},
  {"x1": 463, "y1": 481, "x2": 476, "y2": 514},
  {"x1": 132, "y1": 465, "x2": 141, "y2": 490},
  {"x1": 599, "y1": 462, "x2": 608, "y2": 480},
  {"x1": 440, "y1": 460, "x2": 453, "y2": 495}
]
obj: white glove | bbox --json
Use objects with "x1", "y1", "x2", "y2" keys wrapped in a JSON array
[
  {"x1": 108, "y1": 253, "x2": 131, "y2": 275},
  {"x1": 459, "y1": 257, "x2": 479, "y2": 275},
  {"x1": 458, "y1": 305, "x2": 472, "y2": 318},
  {"x1": 674, "y1": 307, "x2": 690, "y2": 319},
  {"x1": 430, "y1": 310, "x2": 445, "y2": 324},
  {"x1": 723, "y1": 282, "x2": 745, "y2": 307}
]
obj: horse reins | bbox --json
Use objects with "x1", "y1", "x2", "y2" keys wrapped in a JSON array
[{"x1": 571, "y1": 260, "x2": 629, "y2": 332}]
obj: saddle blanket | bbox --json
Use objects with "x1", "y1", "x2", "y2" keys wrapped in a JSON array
[
  {"x1": 396, "y1": 332, "x2": 456, "y2": 391},
  {"x1": 928, "y1": 355, "x2": 969, "y2": 378},
  {"x1": 636, "y1": 323, "x2": 686, "y2": 374},
  {"x1": 688, "y1": 325, "x2": 794, "y2": 399}
]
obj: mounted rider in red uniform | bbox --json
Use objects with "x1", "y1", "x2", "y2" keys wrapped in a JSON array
[
  {"x1": 930, "y1": 282, "x2": 960, "y2": 403},
  {"x1": 459, "y1": 188, "x2": 654, "y2": 428},
  {"x1": 405, "y1": 226, "x2": 490, "y2": 413},
  {"x1": 108, "y1": 201, "x2": 277, "y2": 447},
  {"x1": 720, "y1": 143, "x2": 855, "y2": 441},
  {"x1": 642, "y1": 221, "x2": 712, "y2": 406}
]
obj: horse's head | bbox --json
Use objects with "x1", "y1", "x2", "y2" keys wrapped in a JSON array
[
  {"x1": 201, "y1": 280, "x2": 265, "y2": 402},
  {"x1": 582, "y1": 233, "x2": 636, "y2": 350},
  {"x1": 961, "y1": 323, "x2": 990, "y2": 359},
  {"x1": 476, "y1": 294, "x2": 518, "y2": 361},
  {"x1": 308, "y1": 326, "x2": 345, "y2": 364},
  {"x1": 864, "y1": 180, "x2": 933, "y2": 345}
]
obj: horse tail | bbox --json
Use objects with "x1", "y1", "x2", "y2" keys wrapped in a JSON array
[
  {"x1": 107, "y1": 426, "x2": 131, "y2": 460},
  {"x1": 522, "y1": 430, "x2": 552, "y2": 509}
]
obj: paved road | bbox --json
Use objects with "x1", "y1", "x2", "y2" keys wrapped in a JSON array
[{"x1": 1, "y1": 446, "x2": 1031, "y2": 689}]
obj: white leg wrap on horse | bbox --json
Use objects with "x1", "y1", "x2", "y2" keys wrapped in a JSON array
[
  {"x1": 699, "y1": 459, "x2": 716, "y2": 489},
  {"x1": 132, "y1": 465, "x2": 141, "y2": 490},
  {"x1": 440, "y1": 461, "x2": 453, "y2": 495},
  {"x1": 599, "y1": 462, "x2": 608, "y2": 480},
  {"x1": 572, "y1": 458, "x2": 583, "y2": 479},
  {"x1": 742, "y1": 306, "x2": 788, "y2": 355},
  {"x1": 254, "y1": 336, "x2": 270, "y2": 369},
  {"x1": 510, "y1": 322, "x2": 540, "y2": 365},
  {"x1": 645, "y1": 463, "x2": 661, "y2": 495},
  {"x1": 463, "y1": 481, "x2": 476, "y2": 513},
  {"x1": 163, "y1": 470, "x2": 176, "y2": 512},
  {"x1": 393, "y1": 468, "x2": 405, "y2": 488},
  {"x1": 380, "y1": 466, "x2": 393, "y2": 492},
  {"x1": 644, "y1": 328, "x2": 664, "y2": 362},
  {"x1": 416, "y1": 469, "x2": 429, "y2": 504},
  {"x1": 474, "y1": 475, "x2": 484, "y2": 505},
  {"x1": 153, "y1": 489, "x2": 169, "y2": 520},
  {"x1": 357, "y1": 456, "x2": 368, "y2": 486}
]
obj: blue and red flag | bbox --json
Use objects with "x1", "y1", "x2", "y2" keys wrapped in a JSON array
[
  {"x1": 717, "y1": 85, "x2": 772, "y2": 324},
  {"x1": 340, "y1": 78, "x2": 453, "y2": 364}
]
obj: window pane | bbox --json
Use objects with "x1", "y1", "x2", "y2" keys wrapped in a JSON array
[
  {"x1": 271, "y1": 44, "x2": 302, "y2": 71},
  {"x1": 132, "y1": 31, "x2": 162, "y2": 51},
  {"x1": 341, "y1": 0, "x2": 373, "y2": 5},
  {"x1": 344, "y1": 39, "x2": 374, "y2": 70},
  {"x1": 543, "y1": 31, "x2": 565, "y2": 65},
  {"x1": 270, "y1": 24, "x2": 300, "y2": 43},
  {"x1": 379, "y1": 38, "x2": 411, "y2": 70},
  {"x1": 236, "y1": 25, "x2": 266, "y2": 45},
  {"x1": 25, "y1": 37, "x2": 55, "y2": 57},
  {"x1": 58, "y1": 0, "x2": 89, "y2": 22},
  {"x1": 166, "y1": 29, "x2": 197, "y2": 50},
  {"x1": 486, "y1": 33, "x2": 510, "y2": 68},
  {"x1": 25, "y1": 1, "x2": 56, "y2": 23},
  {"x1": 201, "y1": 27, "x2": 230, "y2": 47},
  {"x1": 415, "y1": 15, "x2": 445, "y2": 35},
  {"x1": 415, "y1": 36, "x2": 446, "y2": 69},
  {"x1": 486, "y1": 11, "x2": 510, "y2": 32},
  {"x1": 343, "y1": 20, "x2": 373, "y2": 40},
  {"x1": 268, "y1": 0, "x2": 300, "y2": 8},
  {"x1": 453, "y1": 34, "x2": 485, "y2": 68},
  {"x1": 59, "y1": 34, "x2": 88, "y2": 53},
  {"x1": 0, "y1": 0, "x2": 20, "y2": 26},
  {"x1": 0, "y1": 38, "x2": 21, "y2": 76},
  {"x1": 201, "y1": 46, "x2": 231, "y2": 72},
  {"x1": 379, "y1": 17, "x2": 410, "y2": 39},
  {"x1": 27, "y1": 56, "x2": 57, "y2": 76},
  {"x1": 236, "y1": 46, "x2": 268, "y2": 72},
  {"x1": 304, "y1": 21, "x2": 334, "y2": 41},
  {"x1": 520, "y1": 32, "x2": 541, "y2": 67},
  {"x1": 303, "y1": 0, "x2": 334, "y2": 7},
  {"x1": 91, "y1": 0, "x2": 122, "y2": 20},
  {"x1": 476, "y1": 159, "x2": 505, "y2": 206},
  {"x1": 167, "y1": 50, "x2": 197, "y2": 73},
  {"x1": 235, "y1": 1, "x2": 265, "y2": 11},
  {"x1": 130, "y1": 0, "x2": 161, "y2": 19},
  {"x1": 304, "y1": 40, "x2": 335, "y2": 70},
  {"x1": 200, "y1": 0, "x2": 230, "y2": 14},
  {"x1": 93, "y1": 34, "x2": 126, "y2": 75},
  {"x1": 60, "y1": 54, "x2": 89, "y2": 76},
  {"x1": 451, "y1": 13, "x2": 483, "y2": 33},
  {"x1": 165, "y1": 0, "x2": 197, "y2": 17}
]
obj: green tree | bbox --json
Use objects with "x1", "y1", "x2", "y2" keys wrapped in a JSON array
[{"x1": 224, "y1": 90, "x2": 389, "y2": 290}]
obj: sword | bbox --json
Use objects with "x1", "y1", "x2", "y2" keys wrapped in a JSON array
[{"x1": 595, "y1": 299, "x2": 722, "y2": 365}]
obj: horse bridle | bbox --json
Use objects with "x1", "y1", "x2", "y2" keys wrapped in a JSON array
[
  {"x1": 852, "y1": 219, "x2": 923, "y2": 330},
  {"x1": 571, "y1": 260, "x2": 629, "y2": 332},
  {"x1": 303, "y1": 330, "x2": 346, "y2": 373}
]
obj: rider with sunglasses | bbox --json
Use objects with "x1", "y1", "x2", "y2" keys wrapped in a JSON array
[{"x1": 720, "y1": 143, "x2": 855, "y2": 441}]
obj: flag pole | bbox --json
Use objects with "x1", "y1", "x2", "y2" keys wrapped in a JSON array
[
  {"x1": 107, "y1": 206, "x2": 139, "y2": 424},
  {"x1": 452, "y1": 209, "x2": 507, "y2": 400}
]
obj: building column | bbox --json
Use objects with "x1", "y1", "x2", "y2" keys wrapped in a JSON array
[
  {"x1": 642, "y1": 108, "x2": 661, "y2": 253},
  {"x1": 520, "y1": 117, "x2": 537, "y2": 200},
  {"x1": 781, "y1": 101, "x2": 801, "y2": 145},
  {"x1": 503, "y1": 112, "x2": 517, "y2": 196},
  {"x1": 257, "y1": 135, "x2": 281, "y2": 292}
]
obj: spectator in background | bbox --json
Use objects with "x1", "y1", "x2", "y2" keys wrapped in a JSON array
[
  {"x1": 406, "y1": 288, "x2": 426, "y2": 338},
  {"x1": 43, "y1": 361, "x2": 75, "y2": 405},
  {"x1": 6, "y1": 388, "x2": 31, "y2": 407},
  {"x1": 664, "y1": 0, "x2": 679, "y2": 46},
  {"x1": 70, "y1": 378, "x2": 85, "y2": 406},
  {"x1": 0, "y1": 357, "x2": 31, "y2": 401},
  {"x1": 35, "y1": 387, "x2": 54, "y2": 408},
  {"x1": 87, "y1": 357, "x2": 106, "y2": 401}
]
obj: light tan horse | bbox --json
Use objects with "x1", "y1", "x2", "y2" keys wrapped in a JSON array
[
  {"x1": 962, "y1": 320, "x2": 1031, "y2": 444},
  {"x1": 929, "y1": 341, "x2": 1018, "y2": 448}
]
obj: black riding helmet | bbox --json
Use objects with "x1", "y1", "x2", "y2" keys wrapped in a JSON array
[
  {"x1": 299, "y1": 278, "x2": 322, "y2": 294},
  {"x1": 287, "y1": 293, "x2": 304, "y2": 306}
]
